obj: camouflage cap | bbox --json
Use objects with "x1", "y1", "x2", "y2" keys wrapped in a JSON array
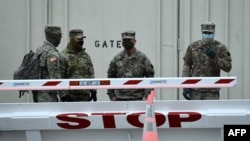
[
  {"x1": 201, "y1": 21, "x2": 215, "y2": 33},
  {"x1": 44, "y1": 25, "x2": 61, "y2": 33},
  {"x1": 121, "y1": 31, "x2": 136, "y2": 39},
  {"x1": 69, "y1": 29, "x2": 86, "y2": 39}
]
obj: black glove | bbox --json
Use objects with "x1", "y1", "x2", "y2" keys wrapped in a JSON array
[
  {"x1": 61, "y1": 95, "x2": 73, "y2": 102},
  {"x1": 90, "y1": 90, "x2": 97, "y2": 102},
  {"x1": 205, "y1": 46, "x2": 216, "y2": 58},
  {"x1": 183, "y1": 88, "x2": 191, "y2": 100},
  {"x1": 19, "y1": 90, "x2": 29, "y2": 98}
]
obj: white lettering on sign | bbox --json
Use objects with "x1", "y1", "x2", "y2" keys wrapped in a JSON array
[
  {"x1": 79, "y1": 81, "x2": 101, "y2": 86},
  {"x1": 228, "y1": 129, "x2": 247, "y2": 136}
]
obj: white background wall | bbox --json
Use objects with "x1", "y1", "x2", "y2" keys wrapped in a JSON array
[{"x1": 0, "y1": 0, "x2": 249, "y2": 103}]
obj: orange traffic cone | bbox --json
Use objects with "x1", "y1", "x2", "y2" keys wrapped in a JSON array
[{"x1": 142, "y1": 91, "x2": 159, "y2": 141}]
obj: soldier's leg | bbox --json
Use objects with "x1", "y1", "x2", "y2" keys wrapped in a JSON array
[
  {"x1": 201, "y1": 92, "x2": 219, "y2": 100},
  {"x1": 190, "y1": 90, "x2": 202, "y2": 100},
  {"x1": 49, "y1": 91, "x2": 59, "y2": 102},
  {"x1": 72, "y1": 93, "x2": 91, "y2": 102},
  {"x1": 36, "y1": 91, "x2": 50, "y2": 102}
]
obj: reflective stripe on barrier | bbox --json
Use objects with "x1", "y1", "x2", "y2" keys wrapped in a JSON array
[
  {"x1": 0, "y1": 77, "x2": 241, "y2": 141},
  {"x1": 0, "y1": 77, "x2": 236, "y2": 90}
]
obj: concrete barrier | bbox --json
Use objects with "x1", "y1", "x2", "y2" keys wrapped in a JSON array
[{"x1": 0, "y1": 100, "x2": 250, "y2": 141}]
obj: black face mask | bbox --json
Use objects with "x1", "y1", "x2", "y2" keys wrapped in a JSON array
[
  {"x1": 45, "y1": 32, "x2": 61, "y2": 47},
  {"x1": 77, "y1": 41, "x2": 84, "y2": 46},
  {"x1": 69, "y1": 37, "x2": 84, "y2": 52},
  {"x1": 122, "y1": 41, "x2": 134, "y2": 50}
]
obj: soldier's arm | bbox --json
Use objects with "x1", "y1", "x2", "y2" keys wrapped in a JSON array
[
  {"x1": 144, "y1": 56, "x2": 155, "y2": 77},
  {"x1": 46, "y1": 52, "x2": 67, "y2": 98},
  {"x1": 59, "y1": 54, "x2": 67, "y2": 78},
  {"x1": 107, "y1": 59, "x2": 116, "y2": 99},
  {"x1": 182, "y1": 46, "x2": 193, "y2": 77},
  {"x1": 216, "y1": 45, "x2": 232, "y2": 72},
  {"x1": 144, "y1": 56, "x2": 155, "y2": 99},
  {"x1": 86, "y1": 55, "x2": 97, "y2": 95},
  {"x1": 87, "y1": 55, "x2": 95, "y2": 79},
  {"x1": 46, "y1": 52, "x2": 62, "y2": 79}
]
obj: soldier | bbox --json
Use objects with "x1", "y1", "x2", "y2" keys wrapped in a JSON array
[
  {"x1": 35, "y1": 25, "x2": 66, "y2": 102},
  {"x1": 107, "y1": 30, "x2": 155, "y2": 101},
  {"x1": 60, "y1": 29, "x2": 97, "y2": 102},
  {"x1": 182, "y1": 21, "x2": 232, "y2": 100}
]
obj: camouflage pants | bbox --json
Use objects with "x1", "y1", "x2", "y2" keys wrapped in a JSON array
[
  {"x1": 35, "y1": 91, "x2": 58, "y2": 102},
  {"x1": 69, "y1": 93, "x2": 91, "y2": 102},
  {"x1": 190, "y1": 90, "x2": 219, "y2": 100}
]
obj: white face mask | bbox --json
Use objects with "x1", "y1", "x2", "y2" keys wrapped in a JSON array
[{"x1": 202, "y1": 33, "x2": 214, "y2": 42}]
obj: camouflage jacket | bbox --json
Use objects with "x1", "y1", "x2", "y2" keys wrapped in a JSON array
[
  {"x1": 60, "y1": 44, "x2": 95, "y2": 96},
  {"x1": 37, "y1": 41, "x2": 62, "y2": 79},
  {"x1": 182, "y1": 40, "x2": 232, "y2": 92},
  {"x1": 36, "y1": 41, "x2": 66, "y2": 98},
  {"x1": 107, "y1": 48, "x2": 155, "y2": 99}
]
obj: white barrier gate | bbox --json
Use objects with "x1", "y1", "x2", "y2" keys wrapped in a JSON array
[{"x1": 1, "y1": 77, "x2": 249, "y2": 141}]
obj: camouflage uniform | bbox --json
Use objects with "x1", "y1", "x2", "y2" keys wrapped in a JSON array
[
  {"x1": 35, "y1": 25, "x2": 66, "y2": 102},
  {"x1": 60, "y1": 29, "x2": 96, "y2": 101},
  {"x1": 182, "y1": 22, "x2": 232, "y2": 100},
  {"x1": 107, "y1": 31, "x2": 155, "y2": 101}
]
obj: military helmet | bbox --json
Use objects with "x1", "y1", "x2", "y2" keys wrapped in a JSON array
[{"x1": 201, "y1": 22, "x2": 215, "y2": 33}]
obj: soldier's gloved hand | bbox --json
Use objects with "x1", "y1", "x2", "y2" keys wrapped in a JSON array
[
  {"x1": 61, "y1": 95, "x2": 73, "y2": 102},
  {"x1": 90, "y1": 91, "x2": 97, "y2": 102},
  {"x1": 19, "y1": 90, "x2": 29, "y2": 98},
  {"x1": 183, "y1": 88, "x2": 191, "y2": 100},
  {"x1": 205, "y1": 46, "x2": 216, "y2": 58}
]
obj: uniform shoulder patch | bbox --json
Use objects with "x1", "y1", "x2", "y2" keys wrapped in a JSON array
[{"x1": 49, "y1": 56, "x2": 57, "y2": 62}]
